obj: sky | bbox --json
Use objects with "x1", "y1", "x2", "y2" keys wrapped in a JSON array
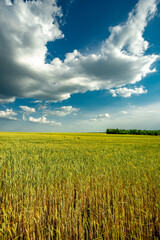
[{"x1": 0, "y1": 0, "x2": 160, "y2": 132}]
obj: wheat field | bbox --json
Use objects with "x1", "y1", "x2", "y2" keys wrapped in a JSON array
[{"x1": 0, "y1": 132, "x2": 159, "y2": 239}]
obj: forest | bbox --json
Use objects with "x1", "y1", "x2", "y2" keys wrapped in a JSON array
[{"x1": 106, "y1": 128, "x2": 160, "y2": 135}]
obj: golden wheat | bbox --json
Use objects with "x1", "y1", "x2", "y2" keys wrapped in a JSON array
[{"x1": 0, "y1": 132, "x2": 159, "y2": 239}]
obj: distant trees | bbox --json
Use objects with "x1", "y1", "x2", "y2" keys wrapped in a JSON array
[{"x1": 106, "y1": 128, "x2": 160, "y2": 136}]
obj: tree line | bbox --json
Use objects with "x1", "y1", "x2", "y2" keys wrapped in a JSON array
[{"x1": 106, "y1": 128, "x2": 160, "y2": 136}]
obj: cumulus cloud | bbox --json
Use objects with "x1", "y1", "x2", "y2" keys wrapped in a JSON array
[
  {"x1": 29, "y1": 116, "x2": 61, "y2": 126},
  {"x1": 102, "y1": 0, "x2": 157, "y2": 57},
  {"x1": 0, "y1": 0, "x2": 159, "y2": 102},
  {"x1": 0, "y1": 109, "x2": 17, "y2": 120},
  {"x1": 91, "y1": 113, "x2": 110, "y2": 122},
  {"x1": 5, "y1": 0, "x2": 12, "y2": 6},
  {"x1": 110, "y1": 86, "x2": 147, "y2": 97},
  {"x1": 45, "y1": 106, "x2": 79, "y2": 117},
  {"x1": 0, "y1": 97, "x2": 15, "y2": 104},
  {"x1": 20, "y1": 105, "x2": 36, "y2": 113},
  {"x1": 0, "y1": 0, "x2": 63, "y2": 100}
]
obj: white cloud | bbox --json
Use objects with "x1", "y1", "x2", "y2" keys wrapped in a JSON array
[
  {"x1": 29, "y1": 116, "x2": 42, "y2": 123},
  {"x1": 110, "y1": 86, "x2": 147, "y2": 97},
  {"x1": 45, "y1": 106, "x2": 79, "y2": 117},
  {"x1": 0, "y1": 109, "x2": 17, "y2": 120},
  {"x1": 102, "y1": 0, "x2": 157, "y2": 57},
  {"x1": 22, "y1": 114, "x2": 26, "y2": 121},
  {"x1": 20, "y1": 105, "x2": 36, "y2": 113},
  {"x1": 120, "y1": 111, "x2": 128, "y2": 114},
  {"x1": 29, "y1": 116, "x2": 61, "y2": 126},
  {"x1": 98, "y1": 113, "x2": 110, "y2": 119},
  {"x1": 0, "y1": 97, "x2": 15, "y2": 104},
  {"x1": 91, "y1": 113, "x2": 110, "y2": 121},
  {"x1": 5, "y1": 0, "x2": 12, "y2": 6},
  {"x1": 32, "y1": 100, "x2": 43, "y2": 103},
  {"x1": 0, "y1": 0, "x2": 159, "y2": 102},
  {"x1": 90, "y1": 118, "x2": 98, "y2": 122}
]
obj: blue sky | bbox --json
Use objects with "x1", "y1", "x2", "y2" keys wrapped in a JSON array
[{"x1": 0, "y1": 0, "x2": 160, "y2": 132}]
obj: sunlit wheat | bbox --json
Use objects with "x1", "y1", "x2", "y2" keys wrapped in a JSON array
[{"x1": 0, "y1": 133, "x2": 159, "y2": 239}]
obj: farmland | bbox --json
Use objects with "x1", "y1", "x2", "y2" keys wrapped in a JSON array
[{"x1": 0, "y1": 132, "x2": 160, "y2": 239}]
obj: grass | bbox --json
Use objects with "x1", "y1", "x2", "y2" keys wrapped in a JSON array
[{"x1": 0, "y1": 132, "x2": 160, "y2": 239}]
